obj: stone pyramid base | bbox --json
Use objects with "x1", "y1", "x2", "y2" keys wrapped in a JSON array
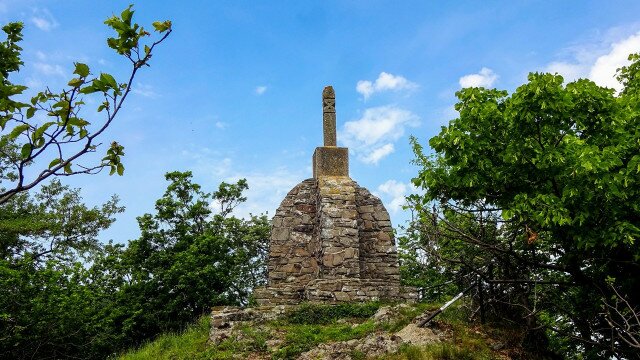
[{"x1": 254, "y1": 279, "x2": 418, "y2": 306}]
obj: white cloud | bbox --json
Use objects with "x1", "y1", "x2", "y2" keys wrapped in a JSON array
[
  {"x1": 376, "y1": 180, "x2": 410, "y2": 214},
  {"x1": 362, "y1": 143, "x2": 394, "y2": 164},
  {"x1": 133, "y1": 82, "x2": 159, "y2": 98},
  {"x1": 543, "y1": 31, "x2": 640, "y2": 92},
  {"x1": 179, "y1": 148, "x2": 304, "y2": 219},
  {"x1": 459, "y1": 67, "x2": 498, "y2": 88},
  {"x1": 544, "y1": 61, "x2": 588, "y2": 82},
  {"x1": 589, "y1": 32, "x2": 640, "y2": 92},
  {"x1": 341, "y1": 106, "x2": 419, "y2": 164},
  {"x1": 224, "y1": 169, "x2": 302, "y2": 219},
  {"x1": 30, "y1": 8, "x2": 58, "y2": 31},
  {"x1": 356, "y1": 81, "x2": 374, "y2": 99},
  {"x1": 25, "y1": 77, "x2": 43, "y2": 89},
  {"x1": 356, "y1": 72, "x2": 418, "y2": 100},
  {"x1": 33, "y1": 62, "x2": 65, "y2": 77},
  {"x1": 35, "y1": 51, "x2": 47, "y2": 61},
  {"x1": 215, "y1": 121, "x2": 227, "y2": 129},
  {"x1": 32, "y1": 52, "x2": 66, "y2": 78},
  {"x1": 255, "y1": 86, "x2": 267, "y2": 95}
]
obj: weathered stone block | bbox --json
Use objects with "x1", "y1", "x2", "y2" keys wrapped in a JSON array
[
  {"x1": 272, "y1": 228, "x2": 290, "y2": 241},
  {"x1": 313, "y1": 147, "x2": 349, "y2": 178}
]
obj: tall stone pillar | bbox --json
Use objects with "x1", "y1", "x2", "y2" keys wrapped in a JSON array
[
  {"x1": 322, "y1": 86, "x2": 337, "y2": 147},
  {"x1": 313, "y1": 86, "x2": 348, "y2": 178}
]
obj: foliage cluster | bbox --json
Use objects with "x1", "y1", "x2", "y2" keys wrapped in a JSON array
[
  {"x1": 405, "y1": 53, "x2": 640, "y2": 358},
  {"x1": 0, "y1": 6, "x2": 171, "y2": 205},
  {"x1": 0, "y1": 171, "x2": 268, "y2": 359},
  {"x1": 0, "y1": 8, "x2": 269, "y2": 359}
]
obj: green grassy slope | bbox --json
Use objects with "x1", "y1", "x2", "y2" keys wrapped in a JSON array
[{"x1": 117, "y1": 302, "x2": 537, "y2": 360}]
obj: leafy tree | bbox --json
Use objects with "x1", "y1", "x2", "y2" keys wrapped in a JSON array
[
  {"x1": 0, "y1": 6, "x2": 172, "y2": 205},
  {"x1": 98, "y1": 171, "x2": 269, "y2": 349},
  {"x1": 0, "y1": 172, "x2": 270, "y2": 359},
  {"x1": 410, "y1": 54, "x2": 640, "y2": 358},
  {"x1": 0, "y1": 181, "x2": 123, "y2": 359},
  {"x1": 1, "y1": 179, "x2": 123, "y2": 261}
]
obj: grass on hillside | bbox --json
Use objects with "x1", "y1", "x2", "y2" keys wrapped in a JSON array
[
  {"x1": 117, "y1": 315, "x2": 213, "y2": 360},
  {"x1": 118, "y1": 301, "x2": 531, "y2": 360}
]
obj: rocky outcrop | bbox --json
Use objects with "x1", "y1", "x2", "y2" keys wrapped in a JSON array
[
  {"x1": 209, "y1": 305, "x2": 289, "y2": 344},
  {"x1": 209, "y1": 303, "x2": 446, "y2": 358}
]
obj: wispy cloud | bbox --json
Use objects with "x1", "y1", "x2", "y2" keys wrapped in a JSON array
[
  {"x1": 133, "y1": 82, "x2": 159, "y2": 98},
  {"x1": 33, "y1": 62, "x2": 65, "y2": 77},
  {"x1": 215, "y1": 121, "x2": 228, "y2": 129},
  {"x1": 30, "y1": 8, "x2": 58, "y2": 32},
  {"x1": 544, "y1": 61, "x2": 588, "y2": 82},
  {"x1": 543, "y1": 30, "x2": 640, "y2": 92},
  {"x1": 179, "y1": 148, "x2": 304, "y2": 219},
  {"x1": 459, "y1": 67, "x2": 498, "y2": 88},
  {"x1": 255, "y1": 85, "x2": 267, "y2": 95},
  {"x1": 25, "y1": 77, "x2": 43, "y2": 89},
  {"x1": 224, "y1": 168, "x2": 302, "y2": 218},
  {"x1": 340, "y1": 105, "x2": 420, "y2": 164},
  {"x1": 375, "y1": 180, "x2": 413, "y2": 214},
  {"x1": 362, "y1": 143, "x2": 394, "y2": 164},
  {"x1": 356, "y1": 72, "x2": 418, "y2": 100}
]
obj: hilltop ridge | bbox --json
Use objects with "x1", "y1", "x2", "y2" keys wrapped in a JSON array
[{"x1": 119, "y1": 301, "x2": 547, "y2": 360}]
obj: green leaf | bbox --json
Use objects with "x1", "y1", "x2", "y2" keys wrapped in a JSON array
[
  {"x1": 34, "y1": 137, "x2": 45, "y2": 148},
  {"x1": 67, "y1": 117, "x2": 90, "y2": 127},
  {"x1": 152, "y1": 20, "x2": 171, "y2": 33},
  {"x1": 73, "y1": 62, "x2": 90, "y2": 77},
  {"x1": 63, "y1": 162, "x2": 72, "y2": 174},
  {"x1": 20, "y1": 143, "x2": 31, "y2": 159},
  {"x1": 121, "y1": 5, "x2": 134, "y2": 24},
  {"x1": 26, "y1": 106, "x2": 36, "y2": 119},
  {"x1": 33, "y1": 122, "x2": 55, "y2": 143},
  {"x1": 0, "y1": 116, "x2": 10, "y2": 130},
  {"x1": 68, "y1": 78, "x2": 84, "y2": 87},
  {"x1": 9, "y1": 124, "x2": 29, "y2": 140},
  {"x1": 116, "y1": 163, "x2": 124, "y2": 176},
  {"x1": 79, "y1": 85, "x2": 98, "y2": 94},
  {"x1": 99, "y1": 73, "x2": 118, "y2": 91},
  {"x1": 106, "y1": 37, "x2": 118, "y2": 50},
  {"x1": 48, "y1": 158, "x2": 62, "y2": 169}
]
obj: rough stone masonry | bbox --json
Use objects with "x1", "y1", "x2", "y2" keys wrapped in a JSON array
[{"x1": 253, "y1": 86, "x2": 417, "y2": 305}]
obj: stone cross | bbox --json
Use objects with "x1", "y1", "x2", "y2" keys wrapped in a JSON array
[{"x1": 322, "y1": 86, "x2": 336, "y2": 146}]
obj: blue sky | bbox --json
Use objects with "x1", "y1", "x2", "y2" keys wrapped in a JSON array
[{"x1": 2, "y1": 0, "x2": 640, "y2": 242}]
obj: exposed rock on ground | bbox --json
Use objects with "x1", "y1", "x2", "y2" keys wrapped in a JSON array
[
  {"x1": 208, "y1": 305, "x2": 289, "y2": 344},
  {"x1": 209, "y1": 303, "x2": 447, "y2": 359},
  {"x1": 298, "y1": 334, "x2": 404, "y2": 360},
  {"x1": 372, "y1": 303, "x2": 411, "y2": 324},
  {"x1": 395, "y1": 323, "x2": 442, "y2": 346},
  {"x1": 298, "y1": 305, "x2": 446, "y2": 359}
]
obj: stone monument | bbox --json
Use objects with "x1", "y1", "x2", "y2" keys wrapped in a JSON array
[{"x1": 253, "y1": 86, "x2": 417, "y2": 305}]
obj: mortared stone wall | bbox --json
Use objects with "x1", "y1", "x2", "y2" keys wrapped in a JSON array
[{"x1": 254, "y1": 177, "x2": 416, "y2": 305}]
